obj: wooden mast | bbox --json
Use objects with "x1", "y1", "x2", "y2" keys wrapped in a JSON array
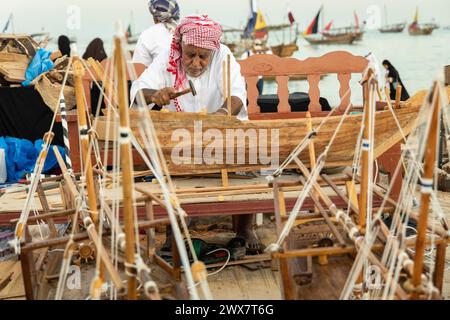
[
  {"x1": 355, "y1": 68, "x2": 375, "y2": 298},
  {"x1": 359, "y1": 68, "x2": 375, "y2": 233},
  {"x1": 74, "y1": 56, "x2": 112, "y2": 296},
  {"x1": 73, "y1": 58, "x2": 99, "y2": 225},
  {"x1": 227, "y1": 54, "x2": 232, "y2": 116},
  {"x1": 114, "y1": 35, "x2": 138, "y2": 300},
  {"x1": 411, "y1": 83, "x2": 440, "y2": 299}
]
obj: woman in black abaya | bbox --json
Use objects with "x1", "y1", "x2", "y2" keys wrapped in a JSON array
[{"x1": 382, "y1": 59, "x2": 410, "y2": 101}]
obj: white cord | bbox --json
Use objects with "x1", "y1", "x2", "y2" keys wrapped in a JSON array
[{"x1": 188, "y1": 248, "x2": 231, "y2": 290}]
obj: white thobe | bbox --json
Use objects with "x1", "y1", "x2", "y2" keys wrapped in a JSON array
[
  {"x1": 132, "y1": 23, "x2": 173, "y2": 67},
  {"x1": 130, "y1": 44, "x2": 248, "y2": 120}
]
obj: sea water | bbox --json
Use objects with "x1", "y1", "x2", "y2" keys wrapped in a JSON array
[
  {"x1": 48, "y1": 29, "x2": 450, "y2": 106},
  {"x1": 264, "y1": 29, "x2": 450, "y2": 106}
]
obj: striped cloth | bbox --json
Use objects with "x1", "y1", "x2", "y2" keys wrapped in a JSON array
[
  {"x1": 148, "y1": 0, "x2": 180, "y2": 23},
  {"x1": 59, "y1": 94, "x2": 72, "y2": 172},
  {"x1": 167, "y1": 15, "x2": 223, "y2": 112}
]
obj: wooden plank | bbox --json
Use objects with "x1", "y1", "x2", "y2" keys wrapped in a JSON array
[{"x1": 0, "y1": 261, "x2": 25, "y2": 300}]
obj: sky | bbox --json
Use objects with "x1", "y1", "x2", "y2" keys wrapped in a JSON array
[{"x1": 2, "y1": 0, "x2": 450, "y2": 43}]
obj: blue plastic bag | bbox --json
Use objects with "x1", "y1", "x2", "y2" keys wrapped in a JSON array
[
  {"x1": 22, "y1": 48, "x2": 54, "y2": 87},
  {"x1": 0, "y1": 137, "x2": 65, "y2": 183}
]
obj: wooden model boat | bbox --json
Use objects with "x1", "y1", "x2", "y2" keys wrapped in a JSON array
[{"x1": 96, "y1": 101, "x2": 421, "y2": 175}]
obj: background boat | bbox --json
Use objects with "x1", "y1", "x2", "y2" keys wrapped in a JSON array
[
  {"x1": 379, "y1": 23, "x2": 406, "y2": 33},
  {"x1": 126, "y1": 12, "x2": 140, "y2": 45},
  {"x1": 379, "y1": 5, "x2": 406, "y2": 33},
  {"x1": 224, "y1": 1, "x2": 299, "y2": 58},
  {"x1": 303, "y1": 7, "x2": 359, "y2": 45},
  {"x1": 304, "y1": 33, "x2": 357, "y2": 45},
  {"x1": 408, "y1": 7, "x2": 439, "y2": 36}
]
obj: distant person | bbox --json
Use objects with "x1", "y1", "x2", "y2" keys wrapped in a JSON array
[
  {"x1": 58, "y1": 35, "x2": 71, "y2": 57},
  {"x1": 82, "y1": 38, "x2": 107, "y2": 62},
  {"x1": 132, "y1": 0, "x2": 180, "y2": 68},
  {"x1": 382, "y1": 59, "x2": 410, "y2": 101}
]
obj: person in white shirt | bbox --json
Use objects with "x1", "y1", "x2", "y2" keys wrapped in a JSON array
[
  {"x1": 132, "y1": 0, "x2": 180, "y2": 68},
  {"x1": 131, "y1": 16, "x2": 264, "y2": 253},
  {"x1": 131, "y1": 15, "x2": 248, "y2": 120}
]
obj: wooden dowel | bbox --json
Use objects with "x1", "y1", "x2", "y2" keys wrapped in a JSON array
[
  {"x1": 145, "y1": 200, "x2": 156, "y2": 262},
  {"x1": 298, "y1": 176, "x2": 346, "y2": 247},
  {"x1": 222, "y1": 60, "x2": 227, "y2": 103},
  {"x1": 412, "y1": 84, "x2": 440, "y2": 299},
  {"x1": 272, "y1": 181, "x2": 295, "y2": 300},
  {"x1": 73, "y1": 58, "x2": 99, "y2": 225},
  {"x1": 395, "y1": 85, "x2": 402, "y2": 109},
  {"x1": 114, "y1": 36, "x2": 138, "y2": 300},
  {"x1": 21, "y1": 218, "x2": 171, "y2": 252},
  {"x1": 227, "y1": 54, "x2": 232, "y2": 116},
  {"x1": 322, "y1": 174, "x2": 359, "y2": 214},
  {"x1": 433, "y1": 243, "x2": 447, "y2": 293},
  {"x1": 359, "y1": 69, "x2": 375, "y2": 234},
  {"x1": 10, "y1": 209, "x2": 76, "y2": 224}
]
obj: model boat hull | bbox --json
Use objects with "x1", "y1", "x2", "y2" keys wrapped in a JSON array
[{"x1": 97, "y1": 103, "x2": 421, "y2": 175}]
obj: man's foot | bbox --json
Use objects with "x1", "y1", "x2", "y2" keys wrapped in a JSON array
[
  {"x1": 237, "y1": 229, "x2": 265, "y2": 255},
  {"x1": 233, "y1": 214, "x2": 264, "y2": 255}
]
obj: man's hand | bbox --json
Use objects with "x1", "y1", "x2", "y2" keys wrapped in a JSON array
[{"x1": 151, "y1": 87, "x2": 176, "y2": 106}]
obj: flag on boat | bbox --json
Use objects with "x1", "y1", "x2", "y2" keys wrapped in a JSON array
[
  {"x1": 411, "y1": 6, "x2": 419, "y2": 27},
  {"x1": 243, "y1": 0, "x2": 258, "y2": 37},
  {"x1": 2, "y1": 13, "x2": 13, "y2": 33},
  {"x1": 288, "y1": 8, "x2": 295, "y2": 25},
  {"x1": 354, "y1": 11, "x2": 360, "y2": 32},
  {"x1": 324, "y1": 20, "x2": 333, "y2": 32},
  {"x1": 254, "y1": 9, "x2": 268, "y2": 39},
  {"x1": 126, "y1": 24, "x2": 133, "y2": 38},
  {"x1": 304, "y1": 6, "x2": 322, "y2": 35}
]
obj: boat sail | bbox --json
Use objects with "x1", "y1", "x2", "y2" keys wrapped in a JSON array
[
  {"x1": 379, "y1": 5, "x2": 406, "y2": 33},
  {"x1": 303, "y1": 6, "x2": 358, "y2": 45},
  {"x1": 2, "y1": 13, "x2": 15, "y2": 33}
]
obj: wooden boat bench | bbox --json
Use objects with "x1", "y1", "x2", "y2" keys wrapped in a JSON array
[{"x1": 238, "y1": 51, "x2": 403, "y2": 199}]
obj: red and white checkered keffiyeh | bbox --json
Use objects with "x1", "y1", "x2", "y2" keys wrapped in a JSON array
[{"x1": 167, "y1": 15, "x2": 223, "y2": 112}]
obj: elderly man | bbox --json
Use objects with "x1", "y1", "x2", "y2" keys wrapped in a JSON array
[
  {"x1": 131, "y1": 15, "x2": 247, "y2": 119},
  {"x1": 132, "y1": 0, "x2": 180, "y2": 68},
  {"x1": 131, "y1": 16, "x2": 263, "y2": 253}
]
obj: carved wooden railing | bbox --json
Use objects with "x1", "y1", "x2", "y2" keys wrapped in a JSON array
[{"x1": 238, "y1": 51, "x2": 369, "y2": 114}]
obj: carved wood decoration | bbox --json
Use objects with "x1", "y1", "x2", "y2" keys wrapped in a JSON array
[{"x1": 238, "y1": 51, "x2": 369, "y2": 114}]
